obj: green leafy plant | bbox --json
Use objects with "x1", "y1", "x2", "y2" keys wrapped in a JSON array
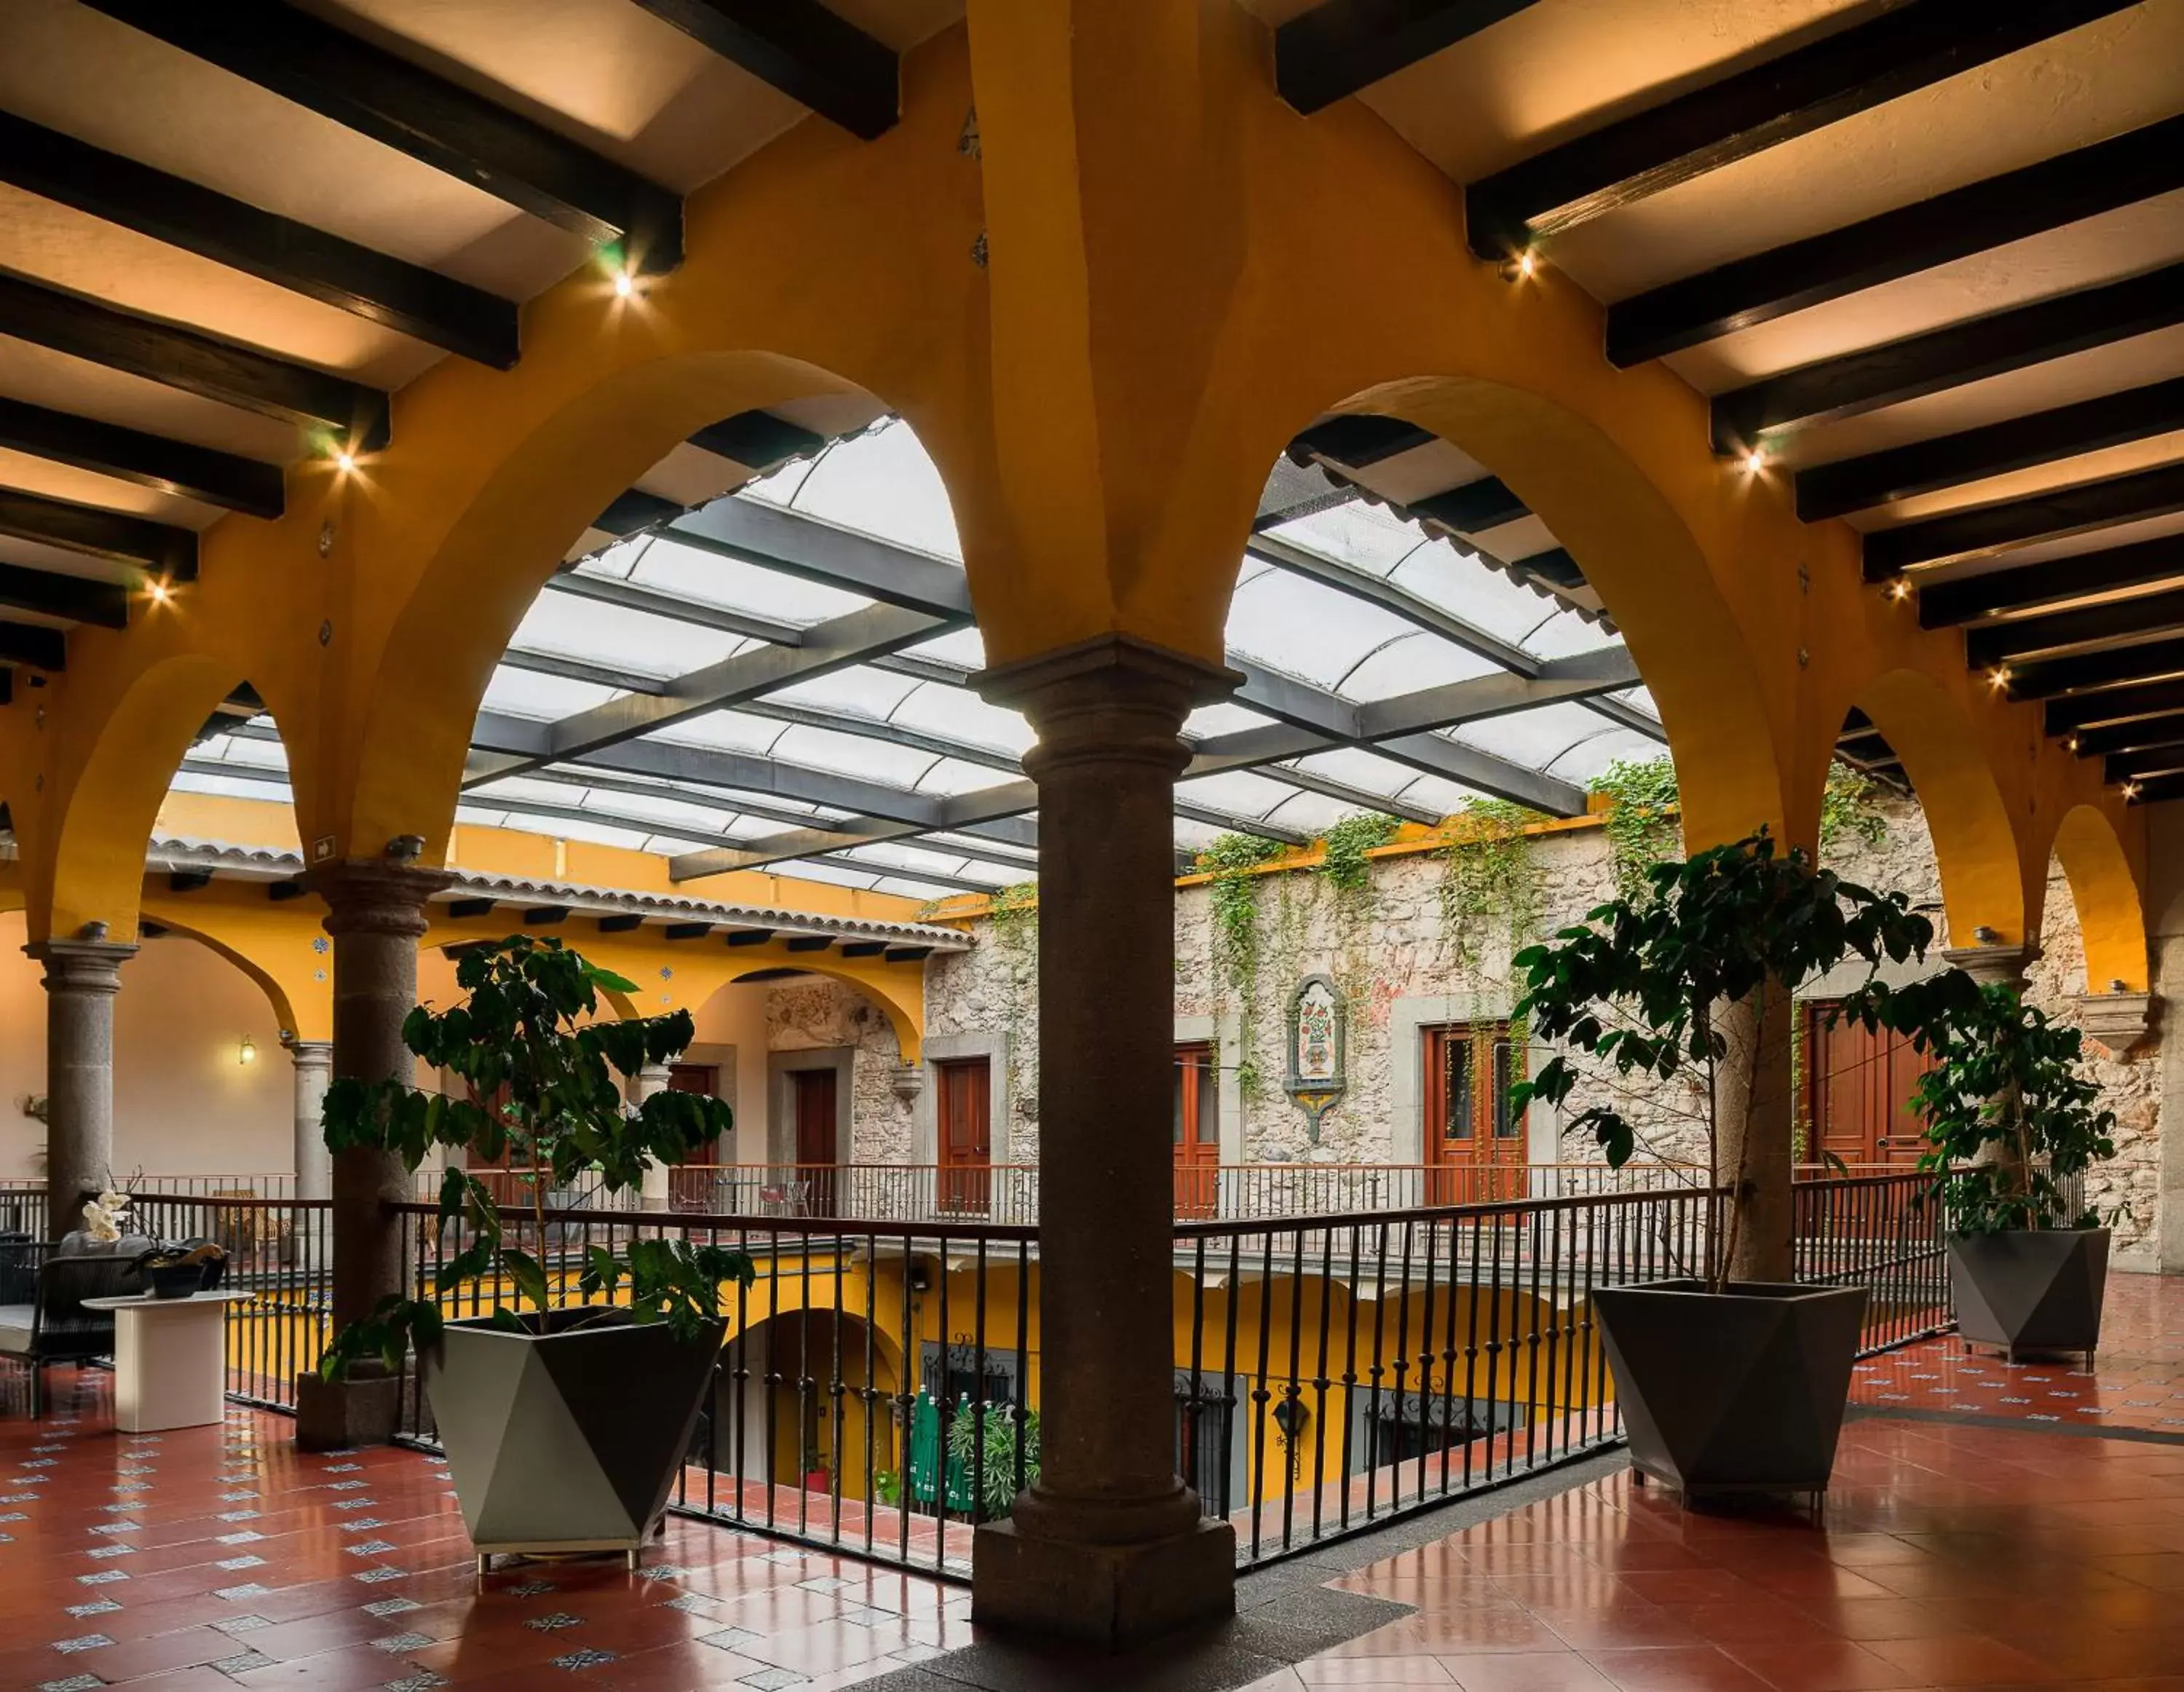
[
  {"x1": 1439, "y1": 799, "x2": 1545, "y2": 970},
  {"x1": 1881, "y1": 981, "x2": 2116, "y2": 1234},
  {"x1": 946, "y1": 1401, "x2": 1040, "y2": 1521},
  {"x1": 1318, "y1": 813, "x2": 1398, "y2": 898},
  {"x1": 1819, "y1": 762, "x2": 1889, "y2": 853},
  {"x1": 1587, "y1": 757, "x2": 1682, "y2": 901},
  {"x1": 316, "y1": 936, "x2": 751, "y2": 1380},
  {"x1": 1509, "y1": 831, "x2": 1939, "y2": 1286},
  {"x1": 985, "y1": 881, "x2": 1040, "y2": 1117}
]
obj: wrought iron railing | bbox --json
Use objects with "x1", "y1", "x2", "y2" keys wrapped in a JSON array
[{"x1": 92, "y1": 1166, "x2": 1985, "y2": 1582}]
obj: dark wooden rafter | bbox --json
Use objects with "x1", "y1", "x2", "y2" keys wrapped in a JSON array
[
  {"x1": 663, "y1": 921, "x2": 713, "y2": 940},
  {"x1": 2070, "y1": 713, "x2": 2184, "y2": 758},
  {"x1": 521, "y1": 905, "x2": 572, "y2": 925},
  {"x1": 628, "y1": 1, "x2": 898, "y2": 140},
  {"x1": 2103, "y1": 743, "x2": 2184, "y2": 784},
  {"x1": 0, "y1": 621, "x2": 66, "y2": 671},
  {"x1": 2046, "y1": 676, "x2": 2184, "y2": 735},
  {"x1": 1410, "y1": 475, "x2": 1529, "y2": 531},
  {"x1": 0, "y1": 671, "x2": 11, "y2": 708},
  {"x1": 1609, "y1": 113, "x2": 2184, "y2": 366},
  {"x1": 0, "y1": 487, "x2": 196, "y2": 581},
  {"x1": 596, "y1": 912, "x2": 645, "y2": 933},
  {"x1": 0, "y1": 561, "x2": 130, "y2": 630},
  {"x1": 591, "y1": 489, "x2": 684, "y2": 537},
  {"x1": 783, "y1": 934, "x2": 833, "y2": 953},
  {"x1": 0, "y1": 395, "x2": 282, "y2": 519},
  {"x1": 1289, "y1": 415, "x2": 1433, "y2": 468},
  {"x1": 724, "y1": 928, "x2": 775, "y2": 946},
  {"x1": 1465, "y1": 0, "x2": 2137, "y2": 260},
  {"x1": 2006, "y1": 636, "x2": 2184, "y2": 700},
  {"x1": 80, "y1": 0, "x2": 684, "y2": 272},
  {"x1": 1275, "y1": 1, "x2": 1541, "y2": 115},
  {"x1": 1866, "y1": 460, "x2": 2184, "y2": 579},
  {"x1": 1967, "y1": 585, "x2": 2184, "y2": 668},
  {"x1": 1802, "y1": 376, "x2": 2184, "y2": 523},
  {"x1": 883, "y1": 944, "x2": 931, "y2": 962},
  {"x1": 0, "y1": 109, "x2": 516, "y2": 368},
  {"x1": 837, "y1": 939, "x2": 887, "y2": 958},
  {"x1": 166, "y1": 869, "x2": 213, "y2": 893},
  {"x1": 1918, "y1": 534, "x2": 2184, "y2": 628},
  {"x1": 446, "y1": 897, "x2": 496, "y2": 919},
  {"x1": 0, "y1": 273, "x2": 389, "y2": 451},
  {"x1": 2124, "y1": 771, "x2": 2184, "y2": 805},
  {"x1": 268, "y1": 879, "x2": 306, "y2": 901},
  {"x1": 1714, "y1": 259, "x2": 2184, "y2": 457}
]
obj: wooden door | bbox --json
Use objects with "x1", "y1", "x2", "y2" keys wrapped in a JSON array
[
  {"x1": 791, "y1": 1067, "x2": 839, "y2": 1216},
  {"x1": 936, "y1": 1056, "x2": 992, "y2": 1214},
  {"x1": 1423, "y1": 1025, "x2": 1526, "y2": 1205},
  {"x1": 1804, "y1": 1004, "x2": 1931, "y2": 1169},
  {"x1": 1173, "y1": 1043, "x2": 1219, "y2": 1219},
  {"x1": 668, "y1": 1064, "x2": 721, "y2": 1165}
]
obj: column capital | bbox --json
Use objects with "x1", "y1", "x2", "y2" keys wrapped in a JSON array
[
  {"x1": 287, "y1": 1038, "x2": 335, "y2": 1068},
  {"x1": 1942, "y1": 943, "x2": 2038, "y2": 991},
  {"x1": 2076, "y1": 990, "x2": 2155, "y2": 1056},
  {"x1": 306, "y1": 858, "x2": 453, "y2": 941},
  {"x1": 25, "y1": 937, "x2": 137, "y2": 993},
  {"x1": 977, "y1": 634, "x2": 1239, "y2": 773}
]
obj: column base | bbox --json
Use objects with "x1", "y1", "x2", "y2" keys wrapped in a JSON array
[
  {"x1": 970, "y1": 1517, "x2": 1236, "y2": 1649},
  {"x1": 294, "y1": 1370, "x2": 402, "y2": 1451}
]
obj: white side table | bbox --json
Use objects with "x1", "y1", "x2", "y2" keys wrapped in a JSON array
[{"x1": 82, "y1": 1292, "x2": 253, "y2": 1432}]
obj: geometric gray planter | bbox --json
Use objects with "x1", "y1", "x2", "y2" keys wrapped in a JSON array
[
  {"x1": 1593, "y1": 1278, "x2": 1867, "y2": 1502},
  {"x1": 1949, "y1": 1228, "x2": 2109, "y2": 1364},
  {"x1": 421, "y1": 1307, "x2": 724, "y2": 1571}
]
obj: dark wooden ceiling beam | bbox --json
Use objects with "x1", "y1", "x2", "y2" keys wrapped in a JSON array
[
  {"x1": 2070, "y1": 712, "x2": 2184, "y2": 758},
  {"x1": 627, "y1": 1, "x2": 898, "y2": 140},
  {"x1": 0, "y1": 273, "x2": 389, "y2": 451},
  {"x1": 1465, "y1": 0, "x2": 2136, "y2": 260},
  {"x1": 688, "y1": 409, "x2": 826, "y2": 470},
  {"x1": 81, "y1": 0, "x2": 683, "y2": 272},
  {"x1": 0, "y1": 109, "x2": 517, "y2": 368},
  {"x1": 1865, "y1": 460, "x2": 2184, "y2": 579},
  {"x1": 1409, "y1": 475, "x2": 1529, "y2": 532},
  {"x1": 0, "y1": 395, "x2": 282, "y2": 519},
  {"x1": 2125, "y1": 771, "x2": 2184, "y2": 804},
  {"x1": 0, "y1": 621, "x2": 66, "y2": 671},
  {"x1": 1968, "y1": 585, "x2": 2184, "y2": 669},
  {"x1": 1608, "y1": 113, "x2": 2184, "y2": 365},
  {"x1": 2006, "y1": 635, "x2": 2184, "y2": 700},
  {"x1": 1275, "y1": 1, "x2": 1541, "y2": 115},
  {"x1": 1800, "y1": 376, "x2": 2184, "y2": 523},
  {"x1": 0, "y1": 561, "x2": 130, "y2": 630},
  {"x1": 2104, "y1": 744, "x2": 2184, "y2": 784},
  {"x1": 1714, "y1": 259, "x2": 2184, "y2": 457},
  {"x1": 1289, "y1": 415, "x2": 1435, "y2": 468},
  {"x1": 1918, "y1": 534, "x2": 2184, "y2": 628},
  {"x1": 2046, "y1": 676, "x2": 2184, "y2": 735},
  {"x1": 0, "y1": 486, "x2": 196, "y2": 580}
]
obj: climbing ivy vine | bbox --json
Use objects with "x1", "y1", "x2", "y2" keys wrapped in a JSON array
[
  {"x1": 1588, "y1": 755, "x2": 1891, "y2": 901},
  {"x1": 1195, "y1": 834, "x2": 1287, "y2": 1101},
  {"x1": 1318, "y1": 813, "x2": 1399, "y2": 898},
  {"x1": 1438, "y1": 799, "x2": 1545, "y2": 972}
]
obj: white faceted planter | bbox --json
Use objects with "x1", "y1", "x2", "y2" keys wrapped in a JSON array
[{"x1": 422, "y1": 1308, "x2": 724, "y2": 1568}]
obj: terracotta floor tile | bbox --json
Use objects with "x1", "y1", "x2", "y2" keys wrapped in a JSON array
[
  {"x1": 1861, "y1": 1632, "x2": 2073, "y2": 1685},
  {"x1": 1297, "y1": 1655, "x2": 1460, "y2": 1685},
  {"x1": 1579, "y1": 1645, "x2": 1779, "y2": 1691},
  {"x1": 1431, "y1": 1651, "x2": 1617, "y2": 1691},
  {"x1": 1719, "y1": 1638, "x2": 1935, "y2": 1691}
]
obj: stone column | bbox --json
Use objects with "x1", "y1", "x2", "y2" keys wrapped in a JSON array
[
  {"x1": 28, "y1": 938, "x2": 135, "y2": 1241},
  {"x1": 297, "y1": 858, "x2": 448, "y2": 1448},
  {"x1": 289, "y1": 1040, "x2": 334, "y2": 1201},
  {"x1": 631, "y1": 1063, "x2": 672, "y2": 1209},
  {"x1": 971, "y1": 635, "x2": 1240, "y2": 1647}
]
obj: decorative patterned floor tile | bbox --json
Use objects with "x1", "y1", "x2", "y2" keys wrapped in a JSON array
[{"x1": 550, "y1": 1647, "x2": 617, "y2": 1669}]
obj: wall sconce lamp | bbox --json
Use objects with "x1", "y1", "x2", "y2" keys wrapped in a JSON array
[
  {"x1": 1972, "y1": 925, "x2": 2001, "y2": 946},
  {"x1": 1272, "y1": 1396, "x2": 1310, "y2": 1439},
  {"x1": 238, "y1": 1035, "x2": 257, "y2": 1067}
]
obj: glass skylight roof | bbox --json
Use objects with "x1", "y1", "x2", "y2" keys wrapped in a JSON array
[{"x1": 166, "y1": 416, "x2": 1669, "y2": 902}]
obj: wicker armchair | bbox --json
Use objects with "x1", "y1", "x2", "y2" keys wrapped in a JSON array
[{"x1": 0, "y1": 1246, "x2": 145, "y2": 1416}]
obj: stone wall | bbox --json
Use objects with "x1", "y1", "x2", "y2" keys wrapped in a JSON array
[
  {"x1": 764, "y1": 976, "x2": 912, "y2": 1165},
  {"x1": 903, "y1": 794, "x2": 2161, "y2": 1259}
]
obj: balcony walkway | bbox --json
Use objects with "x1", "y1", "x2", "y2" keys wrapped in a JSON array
[{"x1": 0, "y1": 1274, "x2": 2177, "y2": 1691}]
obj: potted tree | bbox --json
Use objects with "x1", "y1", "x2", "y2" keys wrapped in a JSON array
[
  {"x1": 1510, "y1": 831, "x2": 1948, "y2": 1499},
  {"x1": 318, "y1": 936, "x2": 750, "y2": 1569},
  {"x1": 1902, "y1": 980, "x2": 2116, "y2": 1364}
]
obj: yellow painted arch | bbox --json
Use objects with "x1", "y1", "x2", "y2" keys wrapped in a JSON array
[
  {"x1": 2050, "y1": 805, "x2": 2150, "y2": 994},
  {"x1": 1853, "y1": 669, "x2": 2025, "y2": 949}
]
